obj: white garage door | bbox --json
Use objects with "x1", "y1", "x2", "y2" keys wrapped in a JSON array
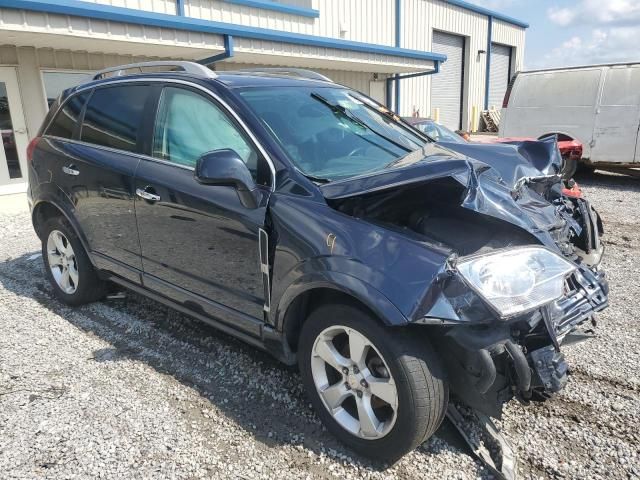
[
  {"x1": 431, "y1": 31, "x2": 465, "y2": 130},
  {"x1": 489, "y1": 43, "x2": 512, "y2": 110}
]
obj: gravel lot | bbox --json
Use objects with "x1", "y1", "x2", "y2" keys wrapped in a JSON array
[{"x1": 1, "y1": 170, "x2": 638, "y2": 479}]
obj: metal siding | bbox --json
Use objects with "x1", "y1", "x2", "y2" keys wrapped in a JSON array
[
  {"x1": 488, "y1": 43, "x2": 510, "y2": 109},
  {"x1": 0, "y1": 8, "x2": 226, "y2": 58},
  {"x1": 185, "y1": 0, "x2": 396, "y2": 45},
  {"x1": 80, "y1": 0, "x2": 177, "y2": 15},
  {"x1": 431, "y1": 31, "x2": 464, "y2": 129},
  {"x1": 214, "y1": 60, "x2": 382, "y2": 95}
]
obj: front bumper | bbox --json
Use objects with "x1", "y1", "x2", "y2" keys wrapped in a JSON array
[{"x1": 438, "y1": 263, "x2": 609, "y2": 416}]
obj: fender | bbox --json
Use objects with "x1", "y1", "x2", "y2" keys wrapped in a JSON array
[
  {"x1": 273, "y1": 258, "x2": 409, "y2": 331},
  {"x1": 30, "y1": 186, "x2": 98, "y2": 269}
]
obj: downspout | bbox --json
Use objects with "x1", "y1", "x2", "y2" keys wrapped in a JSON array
[
  {"x1": 385, "y1": 63, "x2": 440, "y2": 112},
  {"x1": 176, "y1": 0, "x2": 184, "y2": 16},
  {"x1": 394, "y1": 0, "x2": 402, "y2": 113},
  {"x1": 197, "y1": 35, "x2": 235, "y2": 66},
  {"x1": 484, "y1": 15, "x2": 493, "y2": 110}
]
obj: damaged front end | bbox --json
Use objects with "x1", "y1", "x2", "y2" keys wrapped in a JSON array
[{"x1": 321, "y1": 137, "x2": 609, "y2": 419}]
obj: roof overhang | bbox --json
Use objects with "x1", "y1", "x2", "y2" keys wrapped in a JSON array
[{"x1": 0, "y1": 0, "x2": 445, "y2": 73}]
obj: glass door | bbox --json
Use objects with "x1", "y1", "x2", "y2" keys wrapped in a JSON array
[{"x1": 0, "y1": 67, "x2": 29, "y2": 193}]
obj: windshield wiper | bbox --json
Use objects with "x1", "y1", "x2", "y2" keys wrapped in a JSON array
[
  {"x1": 301, "y1": 171, "x2": 332, "y2": 184},
  {"x1": 310, "y1": 93, "x2": 412, "y2": 153}
]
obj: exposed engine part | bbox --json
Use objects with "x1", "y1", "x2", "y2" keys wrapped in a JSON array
[{"x1": 530, "y1": 345, "x2": 568, "y2": 394}]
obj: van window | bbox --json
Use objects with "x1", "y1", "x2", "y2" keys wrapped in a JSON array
[
  {"x1": 46, "y1": 92, "x2": 90, "y2": 139},
  {"x1": 81, "y1": 85, "x2": 149, "y2": 153},
  {"x1": 601, "y1": 68, "x2": 640, "y2": 106},
  {"x1": 513, "y1": 70, "x2": 601, "y2": 107},
  {"x1": 152, "y1": 86, "x2": 258, "y2": 178}
]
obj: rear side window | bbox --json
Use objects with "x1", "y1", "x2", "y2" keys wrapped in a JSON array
[
  {"x1": 81, "y1": 85, "x2": 149, "y2": 153},
  {"x1": 46, "y1": 92, "x2": 89, "y2": 139}
]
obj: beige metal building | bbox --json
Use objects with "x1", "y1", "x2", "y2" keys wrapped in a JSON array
[{"x1": 0, "y1": 0, "x2": 527, "y2": 194}]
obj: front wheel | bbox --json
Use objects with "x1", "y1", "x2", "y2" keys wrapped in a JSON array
[{"x1": 298, "y1": 303, "x2": 448, "y2": 463}]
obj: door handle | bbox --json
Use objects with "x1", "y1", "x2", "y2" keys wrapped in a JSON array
[
  {"x1": 62, "y1": 165, "x2": 80, "y2": 176},
  {"x1": 136, "y1": 187, "x2": 161, "y2": 202}
]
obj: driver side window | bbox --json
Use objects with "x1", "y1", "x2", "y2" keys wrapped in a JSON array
[{"x1": 152, "y1": 86, "x2": 258, "y2": 179}]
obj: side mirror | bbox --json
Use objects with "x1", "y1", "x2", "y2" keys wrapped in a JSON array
[{"x1": 195, "y1": 149, "x2": 258, "y2": 208}]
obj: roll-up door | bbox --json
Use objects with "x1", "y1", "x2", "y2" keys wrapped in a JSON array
[
  {"x1": 431, "y1": 31, "x2": 465, "y2": 130},
  {"x1": 489, "y1": 43, "x2": 512, "y2": 110}
]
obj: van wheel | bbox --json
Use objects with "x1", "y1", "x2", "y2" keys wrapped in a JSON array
[
  {"x1": 298, "y1": 303, "x2": 448, "y2": 463},
  {"x1": 41, "y1": 216, "x2": 106, "y2": 305},
  {"x1": 561, "y1": 156, "x2": 578, "y2": 179}
]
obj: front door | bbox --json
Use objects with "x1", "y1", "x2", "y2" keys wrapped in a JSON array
[
  {"x1": 134, "y1": 84, "x2": 271, "y2": 328},
  {"x1": 0, "y1": 67, "x2": 30, "y2": 194}
]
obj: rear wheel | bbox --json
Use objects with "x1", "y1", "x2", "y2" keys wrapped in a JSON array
[
  {"x1": 41, "y1": 216, "x2": 106, "y2": 305},
  {"x1": 298, "y1": 303, "x2": 448, "y2": 463}
]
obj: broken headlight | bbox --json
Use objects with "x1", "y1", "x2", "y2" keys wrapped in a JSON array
[{"x1": 456, "y1": 247, "x2": 576, "y2": 318}]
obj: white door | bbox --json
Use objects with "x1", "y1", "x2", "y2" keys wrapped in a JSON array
[
  {"x1": 0, "y1": 67, "x2": 29, "y2": 194},
  {"x1": 489, "y1": 43, "x2": 511, "y2": 111},
  {"x1": 431, "y1": 31, "x2": 465, "y2": 130},
  {"x1": 592, "y1": 66, "x2": 640, "y2": 164}
]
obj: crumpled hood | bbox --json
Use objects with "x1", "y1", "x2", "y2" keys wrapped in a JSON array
[{"x1": 320, "y1": 136, "x2": 566, "y2": 250}]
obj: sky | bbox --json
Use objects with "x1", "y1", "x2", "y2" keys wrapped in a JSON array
[{"x1": 471, "y1": 0, "x2": 640, "y2": 69}]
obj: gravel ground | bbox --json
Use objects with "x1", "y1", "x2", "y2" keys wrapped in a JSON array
[{"x1": 0, "y1": 170, "x2": 638, "y2": 479}]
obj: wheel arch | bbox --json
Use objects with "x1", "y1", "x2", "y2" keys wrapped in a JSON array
[
  {"x1": 31, "y1": 199, "x2": 96, "y2": 268},
  {"x1": 276, "y1": 275, "x2": 409, "y2": 356},
  {"x1": 538, "y1": 131, "x2": 590, "y2": 159}
]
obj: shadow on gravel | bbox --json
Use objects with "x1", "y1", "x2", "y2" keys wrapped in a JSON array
[
  {"x1": 0, "y1": 251, "x2": 466, "y2": 474},
  {"x1": 575, "y1": 169, "x2": 640, "y2": 191}
]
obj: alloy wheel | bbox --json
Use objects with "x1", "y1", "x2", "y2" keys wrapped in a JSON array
[
  {"x1": 46, "y1": 230, "x2": 79, "y2": 294},
  {"x1": 311, "y1": 325, "x2": 398, "y2": 439}
]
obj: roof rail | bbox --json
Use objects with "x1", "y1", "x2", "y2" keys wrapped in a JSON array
[
  {"x1": 93, "y1": 61, "x2": 217, "y2": 80},
  {"x1": 230, "y1": 68, "x2": 333, "y2": 83}
]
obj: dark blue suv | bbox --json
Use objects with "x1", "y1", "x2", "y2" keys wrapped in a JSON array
[{"x1": 27, "y1": 61, "x2": 608, "y2": 462}]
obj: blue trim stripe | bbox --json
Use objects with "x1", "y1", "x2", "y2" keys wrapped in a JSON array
[
  {"x1": 223, "y1": 0, "x2": 319, "y2": 18},
  {"x1": 2, "y1": 0, "x2": 447, "y2": 63},
  {"x1": 443, "y1": 0, "x2": 528, "y2": 28}
]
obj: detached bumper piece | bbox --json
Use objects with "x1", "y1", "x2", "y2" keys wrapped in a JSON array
[{"x1": 447, "y1": 403, "x2": 518, "y2": 480}]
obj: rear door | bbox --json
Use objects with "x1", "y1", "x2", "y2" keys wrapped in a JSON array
[
  {"x1": 134, "y1": 84, "x2": 271, "y2": 331},
  {"x1": 46, "y1": 83, "x2": 155, "y2": 282},
  {"x1": 592, "y1": 65, "x2": 640, "y2": 163}
]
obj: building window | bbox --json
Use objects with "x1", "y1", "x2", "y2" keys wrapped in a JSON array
[{"x1": 42, "y1": 71, "x2": 92, "y2": 107}]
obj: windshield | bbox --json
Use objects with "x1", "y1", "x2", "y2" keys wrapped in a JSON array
[
  {"x1": 413, "y1": 121, "x2": 465, "y2": 144},
  {"x1": 238, "y1": 86, "x2": 427, "y2": 181}
]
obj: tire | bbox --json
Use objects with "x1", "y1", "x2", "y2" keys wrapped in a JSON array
[
  {"x1": 561, "y1": 155, "x2": 578, "y2": 180},
  {"x1": 298, "y1": 302, "x2": 448, "y2": 463},
  {"x1": 41, "y1": 216, "x2": 106, "y2": 306}
]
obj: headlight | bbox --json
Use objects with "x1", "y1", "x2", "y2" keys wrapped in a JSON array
[{"x1": 456, "y1": 246, "x2": 576, "y2": 318}]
